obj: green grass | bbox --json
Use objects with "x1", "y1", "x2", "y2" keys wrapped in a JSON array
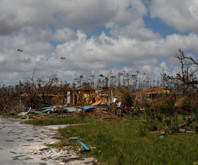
[
  {"x1": 23, "y1": 117, "x2": 94, "y2": 125},
  {"x1": 59, "y1": 116, "x2": 198, "y2": 165}
]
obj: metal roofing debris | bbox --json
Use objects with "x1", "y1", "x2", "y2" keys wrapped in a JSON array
[{"x1": 66, "y1": 107, "x2": 81, "y2": 112}]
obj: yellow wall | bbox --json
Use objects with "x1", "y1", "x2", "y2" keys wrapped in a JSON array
[{"x1": 83, "y1": 93, "x2": 90, "y2": 104}]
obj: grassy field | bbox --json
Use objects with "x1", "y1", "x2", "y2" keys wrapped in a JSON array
[
  {"x1": 58, "y1": 116, "x2": 198, "y2": 165},
  {"x1": 24, "y1": 117, "x2": 94, "y2": 125}
]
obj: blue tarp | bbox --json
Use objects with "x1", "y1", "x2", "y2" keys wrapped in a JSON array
[
  {"x1": 83, "y1": 106, "x2": 96, "y2": 110},
  {"x1": 42, "y1": 105, "x2": 96, "y2": 113},
  {"x1": 43, "y1": 108, "x2": 53, "y2": 112},
  {"x1": 43, "y1": 106, "x2": 56, "y2": 112}
]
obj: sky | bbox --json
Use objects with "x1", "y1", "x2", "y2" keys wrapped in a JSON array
[{"x1": 0, "y1": 0, "x2": 198, "y2": 85}]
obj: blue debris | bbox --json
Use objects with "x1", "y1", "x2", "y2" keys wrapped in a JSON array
[
  {"x1": 83, "y1": 106, "x2": 96, "y2": 111},
  {"x1": 43, "y1": 107, "x2": 54, "y2": 113},
  {"x1": 77, "y1": 140, "x2": 91, "y2": 151},
  {"x1": 42, "y1": 105, "x2": 96, "y2": 113}
]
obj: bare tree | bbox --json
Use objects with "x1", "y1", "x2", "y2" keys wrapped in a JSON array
[
  {"x1": 23, "y1": 74, "x2": 59, "y2": 108},
  {"x1": 166, "y1": 49, "x2": 198, "y2": 94}
]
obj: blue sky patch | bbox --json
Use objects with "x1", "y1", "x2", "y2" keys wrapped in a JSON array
[
  {"x1": 107, "y1": 62, "x2": 123, "y2": 70},
  {"x1": 86, "y1": 26, "x2": 111, "y2": 39},
  {"x1": 144, "y1": 15, "x2": 184, "y2": 37},
  {"x1": 157, "y1": 57, "x2": 169, "y2": 64},
  {"x1": 50, "y1": 41, "x2": 64, "y2": 48}
]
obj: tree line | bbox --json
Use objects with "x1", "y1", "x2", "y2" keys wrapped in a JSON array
[{"x1": 0, "y1": 50, "x2": 197, "y2": 114}]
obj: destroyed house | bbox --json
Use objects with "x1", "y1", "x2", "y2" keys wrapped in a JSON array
[
  {"x1": 89, "y1": 87, "x2": 109, "y2": 106},
  {"x1": 57, "y1": 88, "x2": 94, "y2": 106},
  {"x1": 134, "y1": 87, "x2": 170, "y2": 101}
]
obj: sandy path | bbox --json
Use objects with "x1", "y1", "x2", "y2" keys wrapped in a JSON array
[{"x1": 0, "y1": 117, "x2": 96, "y2": 165}]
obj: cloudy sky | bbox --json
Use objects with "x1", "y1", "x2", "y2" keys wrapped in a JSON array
[{"x1": 0, "y1": 0, "x2": 198, "y2": 85}]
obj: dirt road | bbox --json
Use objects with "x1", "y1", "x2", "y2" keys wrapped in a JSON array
[{"x1": 0, "y1": 117, "x2": 96, "y2": 165}]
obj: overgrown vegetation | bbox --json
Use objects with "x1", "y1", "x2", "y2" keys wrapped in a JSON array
[{"x1": 59, "y1": 116, "x2": 198, "y2": 165}]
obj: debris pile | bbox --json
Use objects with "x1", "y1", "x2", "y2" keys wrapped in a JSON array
[
  {"x1": 17, "y1": 86, "x2": 137, "y2": 119},
  {"x1": 88, "y1": 92, "x2": 108, "y2": 106}
]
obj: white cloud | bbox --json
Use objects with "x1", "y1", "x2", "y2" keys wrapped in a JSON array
[
  {"x1": 0, "y1": 54, "x2": 6, "y2": 64},
  {"x1": 150, "y1": 0, "x2": 198, "y2": 32},
  {"x1": 0, "y1": 0, "x2": 197, "y2": 85},
  {"x1": 0, "y1": 0, "x2": 147, "y2": 34},
  {"x1": 111, "y1": 23, "x2": 161, "y2": 40},
  {"x1": 53, "y1": 28, "x2": 77, "y2": 41},
  {"x1": 142, "y1": 65, "x2": 152, "y2": 73},
  {"x1": 1, "y1": 28, "x2": 198, "y2": 84},
  {"x1": 55, "y1": 31, "x2": 198, "y2": 73}
]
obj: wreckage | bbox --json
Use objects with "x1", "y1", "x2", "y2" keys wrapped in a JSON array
[{"x1": 18, "y1": 87, "x2": 117, "y2": 115}]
